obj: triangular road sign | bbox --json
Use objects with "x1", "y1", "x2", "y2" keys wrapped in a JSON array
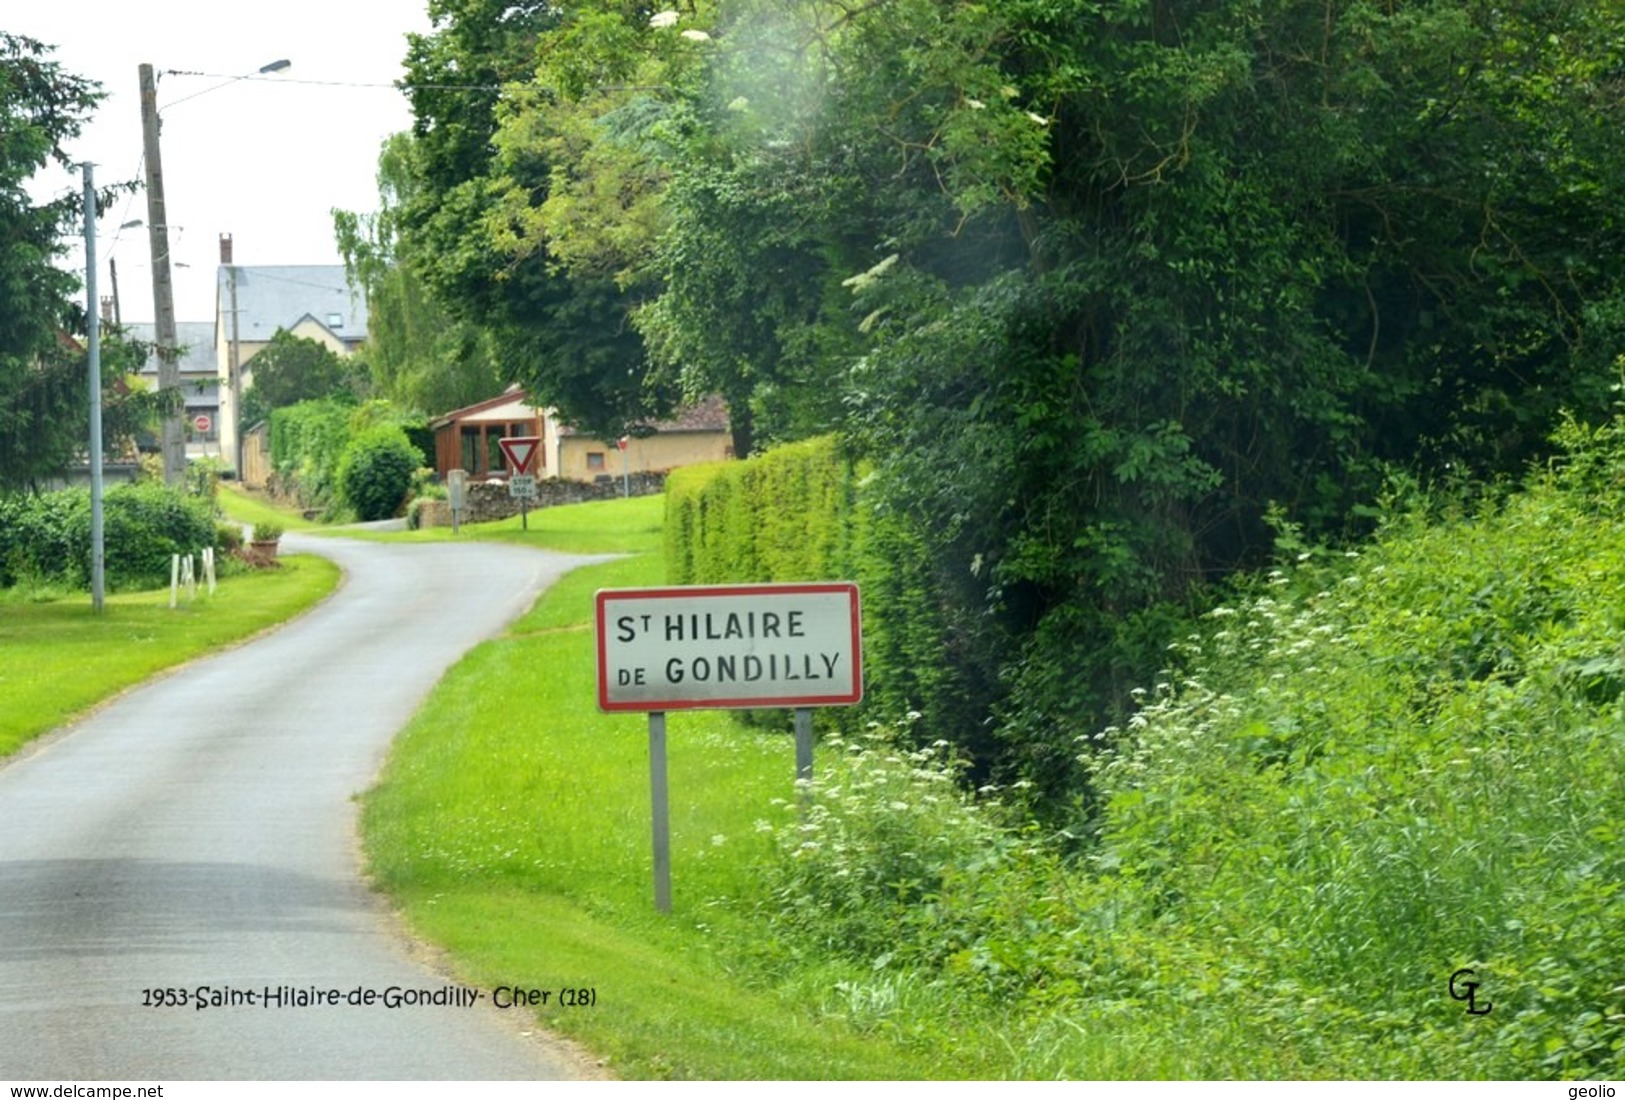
[{"x1": 498, "y1": 435, "x2": 541, "y2": 475}]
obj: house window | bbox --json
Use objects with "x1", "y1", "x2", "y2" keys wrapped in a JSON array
[
  {"x1": 460, "y1": 426, "x2": 481, "y2": 473},
  {"x1": 326, "y1": 312, "x2": 343, "y2": 329},
  {"x1": 586, "y1": 452, "x2": 606, "y2": 471}
]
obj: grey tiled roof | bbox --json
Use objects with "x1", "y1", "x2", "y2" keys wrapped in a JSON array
[
  {"x1": 127, "y1": 321, "x2": 216, "y2": 377},
  {"x1": 215, "y1": 265, "x2": 368, "y2": 346}
]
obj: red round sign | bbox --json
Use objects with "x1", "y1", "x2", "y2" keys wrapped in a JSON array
[{"x1": 193, "y1": 414, "x2": 212, "y2": 433}]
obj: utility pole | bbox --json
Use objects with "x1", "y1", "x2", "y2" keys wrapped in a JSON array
[
  {"x1": 83, "y1": 163, "x2": 106, "y2": 613},
  {"x1": 139, "y1": 62, "x2": 185, "y2": 487},
  {"x1": 227, "y1": 244, "x2": 244, "y2": 479},
  {"x1": 109, "y1": 256, "x2": 122, "y2": 326}
]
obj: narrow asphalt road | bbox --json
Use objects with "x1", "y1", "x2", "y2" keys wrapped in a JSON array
[{"x1": 0, "y1": 532, "x2": 608, "y2": 1080}]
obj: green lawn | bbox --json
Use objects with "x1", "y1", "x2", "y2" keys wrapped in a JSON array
[
  {"x1": 0, "y1": 555, "x2": 340, "y2": 758},
  {"x1": 361, "y1": 512, "x2": 952, "y2": 1078},
  {"x1": 341, "y1": 493, "x2": 665, "y2": 556},
  {"x1": 217, "y1": 482, "x2": 324, "y2": 532}
]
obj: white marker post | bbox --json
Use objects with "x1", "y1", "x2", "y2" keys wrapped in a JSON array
[
  {"x1": 447, "y1": 469, "x2": 467, "y2": 535},
  {"x1": 596, "y1": 582, "x2": 862, "y2": 912}
]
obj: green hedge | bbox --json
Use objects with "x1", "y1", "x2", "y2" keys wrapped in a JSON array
[
  {"x1": 0, "y1": 482, "x2": 217, "y2": 592},
  {"x1": 268, "y1": 398, "x2": 353, "y2": 508},
  {"x1": 665, "y1": 437, "x2": 970, "y2": 745},
  {"x1": 665, "y1": 439, "x2": 855, "y2": 585}
]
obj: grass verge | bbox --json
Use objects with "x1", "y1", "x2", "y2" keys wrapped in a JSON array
[
  {"x1": 217, "y1": 482, "x2": 324, "y2": 532},
  {"x1": 337, "y1": 494, "x2": 664, "y2": 556},
  {"x1": 0, "y1": 555, "x2": 340, "y2": 759},
  {"x1": 361, "y1": 543, "x2": 949, "y2": 1079}
]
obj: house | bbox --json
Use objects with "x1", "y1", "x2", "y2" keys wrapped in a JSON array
[
  {"x1": 214, "y1": 235, "x2": 367, "y2": 479},
  {"x1": 429, "y1": 387, "x2": 545, "y2": 480},
  {"x1": 429, "y1": 389, "x2": 732, "y2": 483},
  {"x1": 547, "y1": 394, "x2": 733, "y2": 481},
  {"x1": 125, "y1": 320, "x2": 219, "y2": 459}
]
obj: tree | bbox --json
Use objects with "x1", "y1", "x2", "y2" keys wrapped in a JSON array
[
  {"x1": 240, "y1": 329, "x2": 360, "y2": 426},
  {"x1": 334, "y1": 133, "x2": 504, "y2": 415},
  {"x1": 384, "y1": 0, "x2": 1625, "y2": 809},
  {"x1": 392, "y1": 0, "x2": 678, "y2": 441},
  {"x1": 0, "y1": 34, "x2": 109, "y2": 491}
]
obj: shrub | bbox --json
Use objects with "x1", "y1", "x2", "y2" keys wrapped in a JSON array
[
  {"x1": 0, "y1": 482, "x2": 214, "y2": 592},
  {"x1": 100, "y1": 482, "x2": 217, "y2": 589},
  {"x1": 337, "y1": 425, "x2": 419, "y2": 521}
]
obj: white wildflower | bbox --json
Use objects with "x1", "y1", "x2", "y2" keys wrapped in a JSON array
[
  {"x1": 649, "y1": 10, "x2": 680, "y2": 28},
  {"x1": 680, "y1": 28, "x2": 712, "y2": 42},
  {"x1": 965, "y1": 97, "x2": 986, "y2": 110}
]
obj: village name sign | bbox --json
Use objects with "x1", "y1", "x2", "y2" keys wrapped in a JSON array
[
  {"x1": 595, "y1": 582, "x2": 862, "y2": 912},
  {"x1": 595, "y1": 582, "x2": 862, "y2": 711}
]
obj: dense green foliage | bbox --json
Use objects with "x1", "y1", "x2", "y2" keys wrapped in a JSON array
[
  {"x1": 348, "y1": 2, "x2": 1625, "y2": 1075},
  {"x1": 268, "y1": 398, "x2": 354, "y2": 510},
  {"x1": 268, "y1": 398, "x2": 430, "y2": 518},
  {"x1": 0, "y1": 481, "x2": 217, "y2": 592},
  {"x1": 380, "y1": 0, "x2": 1625, "y2": 811},
  {"x1": 391, "y1": 0, "x2": 673, "y2": 439},
  {"x1": 337, "y1": 424, "x2": 420, "y2": 521},
  {"x1": 746, "y1": 416, "x2": 1625, "y2": 1078},
  {"x1": 0, "y1": 32, "x2": 98, "y2": 493}
]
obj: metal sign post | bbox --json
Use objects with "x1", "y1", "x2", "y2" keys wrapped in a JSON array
[
  {"x1": 649, "y1": 711, "x2": 672, "y2": 913},
  {"x1": 794, "y1": 707, "x2": 814, "y2": 816},
  {"x1": 596, "y1": 582, "x2": 862, "y2": 912},
  {"x1": 508, "y1": 474, "x2": 537, "y2": 529}
]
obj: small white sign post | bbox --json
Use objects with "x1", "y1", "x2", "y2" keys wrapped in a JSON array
[{"x1": 596, "y1": 582, "x2": 862, "y2": 911}]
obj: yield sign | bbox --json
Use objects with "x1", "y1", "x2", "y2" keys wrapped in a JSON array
[{"x1": 498, "y1": 435, "x2": 541, "y2": 475}]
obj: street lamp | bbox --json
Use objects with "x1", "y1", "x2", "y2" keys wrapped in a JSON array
[{"x1": 138, "y1": 59, "x2": 290, "y2": 485}]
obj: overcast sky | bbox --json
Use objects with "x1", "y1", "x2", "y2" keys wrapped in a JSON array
[{"x1": 15, "y1": 0, "x2": 435, "y2": 326}]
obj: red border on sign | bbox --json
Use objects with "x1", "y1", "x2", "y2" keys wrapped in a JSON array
[
  {"x1": 498, "y1": 435, "x2": 541, "y2": 474},
  {"x1": 595, "y1": 583, "x2": 862, "y2": 712}
]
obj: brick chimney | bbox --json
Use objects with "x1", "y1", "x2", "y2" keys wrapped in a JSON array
[{"x1": 219, "y1": 233, "x2": 233, "y2": 264}]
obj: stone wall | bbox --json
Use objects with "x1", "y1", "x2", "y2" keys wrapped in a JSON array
[{"x1": 414, "y1": 472, "x2": 666, "y2": 528}]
